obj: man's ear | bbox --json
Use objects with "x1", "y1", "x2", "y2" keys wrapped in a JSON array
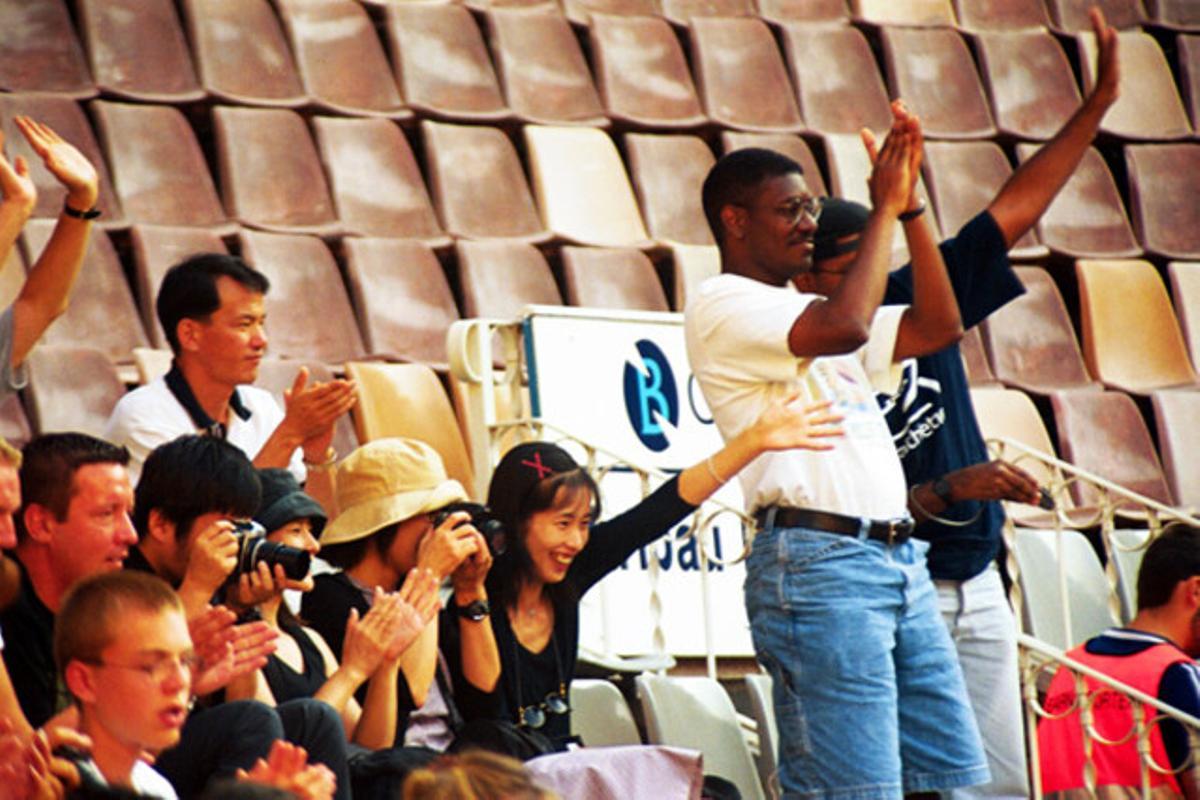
[
  {"x1": 176, "y1": 318, "x2": 202, "y2": 354},
  {"x1": 64, "y1": 660, "x2": 97, "y2": 705},
  {"x1": 146, "y1": 509, "x2": 177, "y2": 547},
  {"x1": 719, "y1": 204, "x2": 748, "y2": 241},
  {"x1": 21, "y1": 504, "x2": 56, "y2": 545}
]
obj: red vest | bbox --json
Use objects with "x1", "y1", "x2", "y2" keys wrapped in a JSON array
[{"x1": 1038, "y1": 640, "x2": 1190, "y2": 795}]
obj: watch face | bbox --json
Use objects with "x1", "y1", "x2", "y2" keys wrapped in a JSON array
[
  {"x1": 933, "y1": 479, "x2": 952, "y2": 501},
  {"x1": 460, "y1": 600, "x2": 490, "y2": 621}
]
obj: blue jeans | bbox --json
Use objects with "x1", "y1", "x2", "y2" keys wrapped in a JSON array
[{"x1": 745, "y1": 524, "x2": 990, "y2": 799}]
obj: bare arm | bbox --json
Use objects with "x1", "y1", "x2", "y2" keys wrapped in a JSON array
[
  {"x1": 0, "y1": 131, "x2": 36, "y2": 277},
  {"x1": 451, "y1": 536, "x2": 500, "y2": 693},
  {"x1": 906, "y1": 460, "x2": 1041, "y2": 522}
]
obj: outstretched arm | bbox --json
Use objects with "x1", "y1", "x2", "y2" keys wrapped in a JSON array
[{"x1": 987, "y1": 8, "x2": 1119, "y2": 248}]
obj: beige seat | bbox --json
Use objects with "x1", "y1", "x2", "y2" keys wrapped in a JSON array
[
  {"x1": 756, "y1": 0, "x2": 849, "y2": 24},
  {"x1": 952, "y1": 0, "x2": 1051, "y2": 31},
  {"x1": 24, "y1": 346, "x2": 127, "y2": 437},
  {"x1": 661, "y1": 0, "x2": 755, "y2": 25},
  {"x1": 974, "y1": 31, "x2": 1082, "y2": 141},
  {"x1": 851, "y1": 0, "x2": 957, "y2": 26},
  {"x1": 182, "y1": 0, "x2": 306, "y2": 107},
  {"x1": 1048, "y1": 0, "x2": 1147, "y2": 32},
  {"x1": 455, "y1": 241, "x2": 562, "y2": 320},
  {"x1": 721, "y1": 133, "x2": 827, "y2": 196},
  {"x1": 561, "y1": 247, "x2": 670, "y2": 311},
  {"x1": 960, "y1": 326, "x2": 999, "y2": 387},
  {"x1": 562, "y1": 0, "x2": 661, "y2": 26},
  {"x1": 0, "y1": 0, "x2": 94, "y2": 97},
  {"x1": 879, "y1": 26, "x2": 995, "y2": 139},
  {"x1": 1168, "y1": 262, "x2": 1200, "y2": 366},
  {"x1": 129, "y1": 225, "x2": 229, "y2": 350},
  {"x1": 625, "y1": 133, "x2": 716, "y2": 247},
  {"x1": 1151, "y1": 390, "x2": 1200, "y2": 510},
  {"x1": 1125, "y1": 143, "x2": 1200, "y2": 260},
  {"x1": 670, "y1": 244, "x2": 721, "y2": 312},
  {"x1": 253, "y1": 358, "x2": 358, "y2": 460},
  {"x1": 569, "y1": 679, "x2": 642, "y2": 747},
  {"x1": 778, "y1": 23, "x2": 892, "y2": 136},
  {"x1": 77, "y1": 0, "x2": 204, "y2": 103},
  {"x1": 1147, "y1": 1, "x2": 1200, "y2": 29},
  {"x1": 1076, "y1": 30, "x2": 1192, "y2": 140}
]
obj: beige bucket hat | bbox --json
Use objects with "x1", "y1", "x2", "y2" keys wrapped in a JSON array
[{"x1": 320, "y1": 438, "x2": 467, "y2": 547}]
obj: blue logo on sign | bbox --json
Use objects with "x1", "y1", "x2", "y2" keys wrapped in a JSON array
[{"x1": 623, "y1": 340, "x2": 679, "y2": 452}]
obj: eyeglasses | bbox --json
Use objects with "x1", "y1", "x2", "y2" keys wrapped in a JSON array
[
  {"x1": 88, "y1": 654, "x2": 198, "y2": 683},
  {"x1": 776, "y1": 196, "x2": 823, "y2": 225},
  {"x1": 518, "y1": 685, "x2": 570, "y2": 730}
]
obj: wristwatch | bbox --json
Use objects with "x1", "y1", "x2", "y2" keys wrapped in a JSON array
[
  {"x1": 932, "y1": 477, "x2": 954, "y2": 505},
  {"x1": 455, "y1": 598, "x2": 490, "y2": 622}
]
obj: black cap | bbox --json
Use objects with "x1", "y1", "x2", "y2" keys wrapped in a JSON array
[
  {"x1": 254, "y1": 468, "x2": 327, "y2": 536},
  {"x1": 813, "y1": 198, "x2": 871, "y2": 263},
  {"x1": 486, "y1": 442, "x2": 580, "y2": 533}
]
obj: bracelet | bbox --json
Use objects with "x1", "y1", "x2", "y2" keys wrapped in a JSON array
[
  {"x1": 62, "y1": 200, "x2": 101, "y2": 220},
  {"x1": 705, "y1": 455, "x2": 727, "y2": 485},
  {"x1": 303, "y1": 447, "x2": 337, "y2": 470},
  {"x1": 898, "y1": 202, "x2": 926, "y2": 223},
  {"x1": 908, "y1": 485, "x2": 984, "y2": 527}
]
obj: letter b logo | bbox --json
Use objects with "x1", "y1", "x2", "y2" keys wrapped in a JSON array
[{"x1": 623, "y1": 340, "x2": 679, "y2": 452}]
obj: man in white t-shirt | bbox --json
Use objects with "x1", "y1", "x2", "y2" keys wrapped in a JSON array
[{"x1": 684, "y1": 105, "x2": 987, "y2": 798}]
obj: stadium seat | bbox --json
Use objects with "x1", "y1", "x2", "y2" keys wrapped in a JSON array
[
  {"x1": 213, "y1": 106, "x2": 340, "y2": 236},
  {"x1": 1147, "y1": 1, "x2": 1200, "y2": 30},
  {"x1": 486, "y1": 7, "x2": 607, "y2": 127},
  {"x1": 1076, "y1": 30, "x2": 1192, "y2": 140},
  {"x1": 670, "y1": 244, "x2": 721, "y2": 312},
  {"x1": 755, "y1": 0, "x2": 849, "y2": 24},
  {"x1": 253, "y1": 358, "x2": 359, "y2": 460},
  {"x1": 421, "y1": 121, "x2": 550, "y2": 244},
  {"x1": 973, "y1": 31, "x2": 1082, "y2": 141},
  {"x1": 879, "y1": 27, "x2": 995, "y2": 139},
  {"x1": 344, "y1": 361, "x2": 476, "y2": 495},
  {"x1": 625, "y1": 133, "x2": 716, "y2": 246},
  {"x1": 1151, "y1": 390, "x2": 1200, "y2": 510},
  {"x1": 383, "y1": 4, "x2": 511, "y2": 123},
  {"x1": 129, "y1": 225, "x2": 229, "y2": 350},
  {"x1": 0, "y1": 392, "x2": 32, "y2": 450},
  {"x1": 720, "y1": 133, "x2": 827, "y2": 196},
  {"x1": 275, "y1": 0, "x2": 410, "y2": 119},
  {"x1": 636, "y1": 675, "x2": 766, "y2": 800},
  {"x1": 587, "y1": 14, "x2": 707, "y2": 130},
  {"x1": 1047, "y1": 0, "x2": 1147, "y2": 31},
  {"x1": 524, "y1": 126, "x2": 655, "y2": 248},
  {"x1": 77, "y1": 0, "x2": 204, "y2": 103},
  {"x1": 569, "y1": 679, "x2": 642, "y2": 747},
  {"x1": 182, "y1": 0, "x2": 307, "y2": 107},
  {"x1": 0, "y1": 0, "x2": 94, "y2": 97},
  {"x1": 688, "y1": 18, "x2": 805, "y2": 134},
  {"x1": 1125, "y1": 143, "x2": 1200, "y2": 260},
  {"x1": 237, "y1": 230, "x2": 366, "y2": 364},
  {"x1": 979, "y1": 266, "x2": 1096, "y2": 395},
  {"x1": 455, "y1": 240, "x2": 563, "y2": 319},
  {"x1": 743, "y1": 673, "x2": 779, "y2": 796},
  {"x1": 851, "y1": 0, "x2": 957, "y2": 26},
  {"x1": 951, "y1": 0, "x2": 1051, "y2": 31},
  {"x1": 341, "y1": 238, "x2": 460, "y2": 369},
  {"x1": 1180, "y1": 35, "x2": 1200, "y2": 132},
  {"x1": 1109, "y1": 528, "x2": 1149, "y2": 625},
  {"x1": 777, "y1": 23, "x2": 892, "y2": 136},
  {"x1": 132, "y1": 348, "x2": 172, "y2": 385},
  {"x1": 960, "y1": 326, "x2": 1000, "y2": 386},
  {"x1": 1076, "y1": 259, "x2": 1198, "y2": 394},
  {"x1": 1011, "y1": 145, "x2": 1139, "y2": 258},
  {"x1": 662, "y1": 0, "x2": 755, "y2": 25},
  {"x1": 562, "y1": 0, "x2": 661, "y2": 26},
  {"x1": 1168, "y1": 262, "x2": 1200, "y2": 366},
  {"x1": 561, "y1": 247, "x2": 670, "y2": 311},
  {"x1": 312, "y1": 117, "x2": 450, "y2": 246},
  {"x1": 24, "y1": 346, "x2": 127, "y2": 438},
  {"x1": 1010, "y1": 527, "x2": 1117, "y2": 650},
  {"x1": 91, "y1": 101, "x2": 232, "y2": 233}
]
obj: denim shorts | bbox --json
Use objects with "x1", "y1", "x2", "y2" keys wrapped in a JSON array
[{"x1": 744, "y1": 524, "x2": 990, "y2": 799}]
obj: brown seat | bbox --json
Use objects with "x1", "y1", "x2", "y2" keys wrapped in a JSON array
[
  {"x1": 625, "y1": 134, "x2": 716, "y2": 247},
  {"x1": 0, "y1": 95, "x2": 123, "y2": 229},
  {"x1": 979, "y1": 266, "x2": 1096, "y2": 394},
  {"x1": 0, "y1": 0, "x2": 94, "y2": 97},
  {"x1": 778, "y1": 23, "x2": 892, "y2": 136},
  {"x1": 562, "y1": 0, "x2": 661, "y2": 26},
  {"x1": 755, "y1": 0, "x2": 849, "y2": 24},
  {"x1": 455, "y1": 241, "x2": 563, "y2": 320},
  {"x1": 421, "y1": 121, "x2": 549, "y2": 244},
  {"x1": 974, "y1": 31, "x2": 1081, "y2": 141},
  {"x1": 1013, "y1": 144, "x2": 1139, "y2": 258},
  {"x1": 1151, "y1": 390, "x2": 1200, "y2": 509},
  {"x1": 960, "y1": 326, "x2": 999, "y2": 386},
  {"x1": 661, "y1": 0, "x2": 755, "y2": 25},
  {"x1": 312, "y1": 117, "x2": 449, "y2": 247},
  {"x1": 952, "y1": 0, "x2": 1051, "y2": 31},
  {"x1": 879, "y1": 27, "x2": 995, "y2": 139},
  {"x1": 24, "y1": 346, "x2": 127, "y2": 437},
  {"x1": 1076, "y1": 30, "x2": 1192, "y2": 140},
  {"x1": 182, "y1": 0, "x2": 306, "y2": 107},
  {"x1": 669, "y1": 244, "x2": 720, "y2": 312},
  {"x1": 562, "y1": 247, "x2": 670, "y2": 311},
  {"x1": 213, "y1": 106, "x2": 340, "y2": 236},
  {"x1": 1076, "y1": 259, "x2": 1198, "y2": 395},
  {"x1": 1047, "y1": 0, "x2": 1146, "y2": 32},
  {"x1": 1168, "y1": 261, "x2": 1200, "y2": 366},
  {"x1": 91, "y1": 101, "x2": 232, "y2": 233},
  {"x1": 21, "y1": 222, "x2": 147, "y2": 363},
  {"x1": 720, "y1": 132, "x2": 827, "y2": 196},
  {"x1": 1181, "y1": 35, "x2": 1200, "y2": 132},
  {"x1": 688, "y1": 18, "x2": 805, "y2": 134},
  {"x1": 588, "y1": 14, "x2": 707, "y2": 130},
  {"x1": 275, "y1": 0, "x2": 410, "y2": 119},
  {"x1": 1148, "y1": 2, "x2": 1200, "y2": 30},
  {"x1": 487, "y1": 7, "x2": 607, "y2": 127},
  {"x1": 77, "y1": 0, "x2": 203, "y2": 103},
  {"x1": 1125, "y1": 143, "x2": 1200, "y2": 260},
  {"x1": 237, "y1": 230, "x2": 366, "y2": 365},
  {"x1": 342, "y1": 238, "x2": 460, "y2": 370},
  {"x1": 383, "y1": 4, "x2": 511, "y2": 123},
  {"x1": 851, "y1": 0, "x2": 957, "y2": 26},
  {"x1": 129, "y1": 225, "x2": 229, "y2": 350},
  {"x1": 253, "y1": 357, "x2": 359, "y2": 461}
]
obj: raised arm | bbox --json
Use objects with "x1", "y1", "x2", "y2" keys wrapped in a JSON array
[{"x1": 0, "y1": 132, "x2": 36, "y2": 277}]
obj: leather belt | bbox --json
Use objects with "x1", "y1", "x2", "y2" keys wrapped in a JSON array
[{"x1": 755, "y1": 506, "x2": 915, "y2": 546}]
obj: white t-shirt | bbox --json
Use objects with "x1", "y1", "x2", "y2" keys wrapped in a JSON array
[
  {"x1": 103, "y1": 377, "x2": 306, "y2": 484},
  {"x1": 684, "y1": 273, "x2": 909, "y2": 519},
  {"x1": 79, "y1": 759, "x2": 178, "y2": 800}
]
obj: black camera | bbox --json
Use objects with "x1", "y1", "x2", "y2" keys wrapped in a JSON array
[
  {"x1": 231, "y1": 520, "x2": 311, "y2": 581},
  {"x1": 433, "y1": 501, "x2": 507, "y2": 556}
]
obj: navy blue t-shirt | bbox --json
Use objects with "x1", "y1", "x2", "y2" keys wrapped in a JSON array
[{"x1": 879, "y1": 211, "x2": 1024, "y2": 581}]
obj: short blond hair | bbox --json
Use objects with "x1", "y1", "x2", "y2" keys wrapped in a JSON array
[
  {"x1": 402, "y1": 752, "x2": 558, "y2": 800},
  {"x1": 0, "y1": 438, "x2": 21, "y2": 469}
]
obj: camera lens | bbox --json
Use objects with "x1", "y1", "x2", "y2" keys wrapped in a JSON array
[{"x1": 238, "y1": 536, "x2": 311, "y2": 580}]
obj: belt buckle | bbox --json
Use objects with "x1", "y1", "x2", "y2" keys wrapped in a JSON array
[{"x1": 885, "y1": 519, "x2": 900, "y2": 547}]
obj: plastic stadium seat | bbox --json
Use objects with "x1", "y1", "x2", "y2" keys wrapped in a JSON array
[
  {"x1": 129, "y1": 225, "x2": 228, "y2": 350},
  {"x1": 0, "y1": 0, "x2": 94, "y2": 98},
  {"x1": 879, "y1": 27, "x2": 995, "y2": 139},
  {"x1": 0, "y1": 392, "x2": 32, "y2": 449},
  {"x1": 1125, "y1": 144, "x2": 1200, "y2": 260},
  {"x1": 77, "y1": 0, "x2": 204, "y2": 103},
  {"x1": 743, "y1": 673, "x2": 779, "y2": 795},
  {"x1": 636, "y1": 675, "x2": 766, "y2": 800},
  {"x1": 237, "y1": 230, "x2": 366, "y2": 364},
  {"x1": 1077, "y1": 259, "x2": 1198, "y2": 395},
  {"x1": 213, "y1": 106, "x2": 340, "y2": 236},
  {"x1": 661, "y1": 0, "x2": 755, "y2": 25},
  {"x1": 778, "y1": 23, "x2": 892, "y2": 136},
  {"x1": 275, "y1": 0, "x2": 410, "y2": 119},
  {"x1": 1109, "y1": 528, "x2": 1149, "y2": 624},
  {"x1": 851, "y1": 0, "x2": 957, "y2": 26},
  {"x1": 1181, "y1": 35, "x2": 1200, "y2": 132},
  {"x1": 0, "y1": 95, "x2": 123, "y2": 229},
  {"x1": 755, "y1": 0, "x2": 849, "y2": 24},
  {"x1": 1011, "y1": 527, "x2": 1118, "y2": 650},
  {"x1": 383, "y1": 4, "x2": 511, "y2": 123},
  {"x1": 625, "y1": 133, "x2": 716, "y2": 246},
  {"x1": 569, "y1": 679, "x2": 642, "y2": 747},
  {"x1": 1151, "y1": 390, "x2": 1200, "y2": 511},
  {"x1": 182, "y1": 0, "x2": 306, "y2": 107},
  {"x1": 1076, "y1": 30, "x2": 1192, "y2": 141},
  {"x1": 524, "y1": 126, "x2": 655, "y2": 248},
  {"x1": 960, "y1": 326, "x2": 1000, "y2": 386},
  {"x1": 969, "y1": 386, "x2": 1063, "y2": 494},
  {"x1": 341, "y1": 238, "x2": 460, "y2": 369},
  {"x1": 1169, "y1": 262, "x2": 1200, "y2": 366},
  {"x1": 688, "y1": 18, "x2": 805, "y2": 134},
  {"x1": 132, "y1": 348, "x2": 173, "y2": 385},
  {"x1": 24, "y1": 346, "x2": 126, "y2": 438},
  {"x1": 456, "y1": 241, "x2": 563, "y2": 319},
  {"x1": 588, "y1": 14, "x2": 707, "y2": 130},
  {"x1": 979, "y1": 266, "x2": 1095, "y2": 395},
  {"x1": 1149, "y1": 2, "x2": 1200, "y2": 31},
  {"x1": 562, "y1": 247, "x2": 670, "y2": 311},
  {"x1": 1047, "y1": 0, "x2": 1147, "y2": 32},
  {"x1": 721, "y1": 132, "x2": 827, "y2": 196},
  {"x1": 254, "y1": 358, "x2": 359, "y2": 460},
  {"x1": 344, "y1": 361, "x2": 475, "y2": 495},
  {"x1": 562, "y1": 0, "x2": 661, "y2": 26},
  {"x1": 1013, "y1": 145, "x2": 1139, "y2": 258},
  {"x1": 670, "y1": 244, "x2": 721, "y2": 312},
  {"x1": 421, "y1": 121, "x2": 550, "y2": 244},
  {"x1": 91, "y1": 101, "x2": 231, "y2": 233},
  {"x1": 487, "y1": 8, "x2": 607, "y2": 127},
  {"x1": 973, "y1": 31, "x2": 1081, "y2": 141},
  {"x1": 312, "y1": 117, "x2": 449, "y2": 247},
  {"x1": 952, "y1": 0, "x2": 1051, "y2": 31}
]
